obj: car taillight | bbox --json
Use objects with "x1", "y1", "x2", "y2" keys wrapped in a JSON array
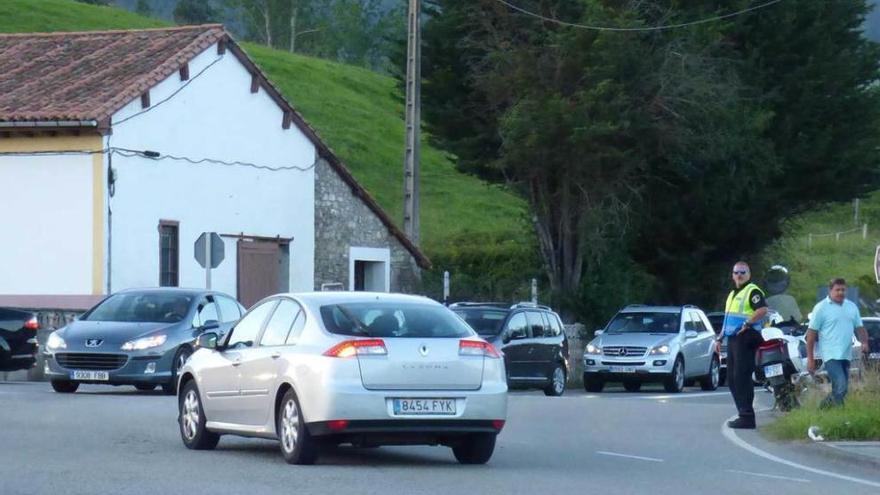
[
  {"x1": 758, "y1": 340, "x2": 784, "y2": 351},
  {"x1": 323, "y1": 339, "x2": 387, "y2": 358},
  {"x1": 24, "y1": 317, "x2": 39, "y2": 330},
  {"x1": 459, "y1": 339, "x2": 500, "y2": 358},
  {"x1": 492, "y1": 420, "x2": 506, "y2": 431},
  {"x1": 327, "y1": 420, "x2": 349, "y2": 431}
]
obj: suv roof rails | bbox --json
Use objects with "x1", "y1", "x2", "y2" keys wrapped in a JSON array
[
  {"x1": 682, "y1": 304, "x2": 697, "y2": 309},
  {"x1": 448, "y1": 302, "x2": 510, "y2": 309},
  {"x1": 625, "y1": 304, "x2": 646, "y2": 308},
  {"x1": 511, "y1": 302, "x2": 553, "y2": 311}
]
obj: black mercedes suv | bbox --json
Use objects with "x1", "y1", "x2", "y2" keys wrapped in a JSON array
[{"x1": 450, "y1": 302, "x2": 570, "y2": 396}]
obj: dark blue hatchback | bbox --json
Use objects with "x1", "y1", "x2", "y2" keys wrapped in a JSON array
[{"x1": 43, "y1": 288, "x2": 244, "y2": 394}]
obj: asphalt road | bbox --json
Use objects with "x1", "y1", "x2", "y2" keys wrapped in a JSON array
[{"x1": 2, "y1": 381, "x2": 879, "y2": 495}]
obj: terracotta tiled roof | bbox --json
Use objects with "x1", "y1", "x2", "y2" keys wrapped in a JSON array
[{"x1": 0, "y1": 25, "x2": 226, "y2": 123}]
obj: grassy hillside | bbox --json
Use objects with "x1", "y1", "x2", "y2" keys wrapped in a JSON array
[
  {"x1": 0, "y1": 0, "x2": 528, "y2": 252},
  {"x1": 758, "y1": 191, "x2": 880, "y2": 315}
]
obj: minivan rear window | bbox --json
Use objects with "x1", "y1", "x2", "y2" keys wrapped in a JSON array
[
  {"x1": 320, "y1": 302, "x2": 474, "y2": 338},
  {"x1": 452, "y1": 309, "x2": 508, "y2": 336}
]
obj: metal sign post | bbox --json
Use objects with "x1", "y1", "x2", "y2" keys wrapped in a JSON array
[
  {"x1": 195, "y1": 232, "x2": 225, "y2": 290},
  {"x1": 531, "y1": 278, "x2": 537, "y2": 304},
  {"x1": 443, "y1": 271, "x2": 450, "y2": 305},
  {"x1": 205, "y1": 234, "x2": 212, "y2": 289}
]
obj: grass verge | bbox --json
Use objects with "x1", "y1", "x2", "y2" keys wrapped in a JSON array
[{"x1": 766, "y1": 365, "x2": 880, "y2": 441}]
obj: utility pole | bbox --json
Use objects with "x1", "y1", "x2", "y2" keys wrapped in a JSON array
[{"x1": 403, "y1": 0, "x2": 421, "y2": 246}]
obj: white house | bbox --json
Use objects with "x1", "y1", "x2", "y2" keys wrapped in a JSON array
[{"x1": 0, "y1": 25, "x2": 428, "y2": 311}]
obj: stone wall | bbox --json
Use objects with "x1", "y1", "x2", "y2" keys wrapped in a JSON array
[{"x1": 313, "y1": 158, "x2": 421, "y2": 293}]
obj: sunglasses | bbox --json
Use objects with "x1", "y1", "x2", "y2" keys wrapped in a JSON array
[{"x1": 732, "y1": 270, "x2": 748, "y2": 275}]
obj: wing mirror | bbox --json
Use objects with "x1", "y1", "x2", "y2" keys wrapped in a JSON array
[
  {"x1": 685, "y1": 330, "x2": 698, "y2": 339},
  {"x1": 594, "y1": 329, "x2": 604, "y2": 336},
  {"x1": 200, "y1": 319, "x2": 220, "y2": 332},
  {"x1": 196, "y1": 331, "x2": 219, "y2": 350}
]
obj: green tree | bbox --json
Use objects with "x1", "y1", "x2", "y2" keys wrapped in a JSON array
[
  {"x1": 136, "y1": 0, "x2": 151, "y2": 17},
  {"x1": 174, "y1": 0, "x2": 220, "y2": 24},
  {"x1": 731, "y1": 0, "x2": 880, "y2": 212}
]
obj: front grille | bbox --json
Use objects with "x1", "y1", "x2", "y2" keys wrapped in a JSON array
[
  {"x1": 602, "y1": 346, "x2": 647, "y2": 357},
  {"x1": 601, "y1": 361, "x2": 646, "y2": 366},
  {"x1": 56, "y1": 353, "x2": 128, "y2": 370}
]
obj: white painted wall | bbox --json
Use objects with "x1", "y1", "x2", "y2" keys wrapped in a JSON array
[
  {"x1": 0, "y1": 153, "x2": 94, "y2": 294},
  {"x1": 108, "y1": 44, "x2": 316, "y2": 298},
  {"x1": 349, "y1": 247, "x2": 390, "y2": 292}
]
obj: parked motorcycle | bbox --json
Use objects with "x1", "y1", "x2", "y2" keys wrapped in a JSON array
[{"x1": 754, "y1": 325, "x2": 806, "y2": 411}]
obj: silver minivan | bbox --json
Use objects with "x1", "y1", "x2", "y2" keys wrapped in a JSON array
[{"x1": 583, "y1": 305, "x2": 720, "y2": 393}]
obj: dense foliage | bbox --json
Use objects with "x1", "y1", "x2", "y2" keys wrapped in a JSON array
[{"x1": 413, "y1": 0, "x2": 880, "y2": 325}]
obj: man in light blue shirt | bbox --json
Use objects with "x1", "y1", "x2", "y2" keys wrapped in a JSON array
[{"x1": 807, "y1": 278, "x2": 870, "y2": 407}]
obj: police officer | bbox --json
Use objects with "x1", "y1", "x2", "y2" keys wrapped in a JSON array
[{"x1": 715, "y1": 261, "x2": 768, "y2": 429}]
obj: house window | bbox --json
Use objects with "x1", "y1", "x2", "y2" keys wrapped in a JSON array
[{"x1": 159, "y1": 220, "x2": 179, "y2": 287}]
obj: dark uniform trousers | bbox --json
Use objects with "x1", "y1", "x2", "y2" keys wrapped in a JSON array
[{"x1": 726, "y1": 330, "x2": 762, "y2": 419}]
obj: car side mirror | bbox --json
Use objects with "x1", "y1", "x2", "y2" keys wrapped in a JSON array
[
  {"x1": 196, "y1": 332, "x2": 218, "y2": 350},
  {"x1": 594, "y1": 329, "x2": 604, "y2": 336},
  {"x1": 685, "y1": 330, "x2": 698, "y2": 339},
  {"x1": 200, "y1": 320, "x2": 220, "y2": 332}
]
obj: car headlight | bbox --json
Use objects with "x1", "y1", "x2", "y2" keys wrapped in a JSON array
[
  {"x1": 121, "y1": 334, "x2": 168, "y2": 351},
  {"x1": 585, "y1": 343, "x2": 602, "y2": 355},
  {"x1": 649, "y1": 344, "x2": 670, "y2": 355},
  {"x1": 46, "y1": 332, "x2": 66, "y2": 350}
]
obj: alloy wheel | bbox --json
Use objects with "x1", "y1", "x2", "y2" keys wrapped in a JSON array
[
  {"x1": 552, "y1": 367, "x2": 565, "y2": 394},
  {"x1": 182, "y1": 389, "x2": 200, "y2": 441},
  {"x1": 281, "y1": 398, "x2": 300, "y2": 454},
  {"x1": 711, "y1": 360, "x2": 720, "y2": 388},
  {"x1": 675, "y1": 361, "x2": 684, "y2": 390}
]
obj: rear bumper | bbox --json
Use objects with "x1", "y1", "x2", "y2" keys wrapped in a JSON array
[
  {"x1": 302, "y1": 382, "x2": 509, "y2": 424},
  {"x1": 307, "y1": 419, "x2": 502, "y2": 446},
  {"x1": 309, "y1": 419, "x2": 501, "y2": 436},
  {"x1": 0, "y1": 337, "x2": 38, "y2": 371}
]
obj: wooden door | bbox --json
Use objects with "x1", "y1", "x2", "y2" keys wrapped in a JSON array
[{"x1": 237, "y1": 240, "x2": 280, "y2": 308}]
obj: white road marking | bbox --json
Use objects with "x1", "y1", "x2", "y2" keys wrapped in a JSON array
[
  {"x1": 721, "y1": 413, "x2": 880, "y2": 488},
  {"x1": 596, "y1": 451, "x2": 664, "y2": 463},
  {"x1": 726, "y1": 469, "x2": 811, "y2": 483}
]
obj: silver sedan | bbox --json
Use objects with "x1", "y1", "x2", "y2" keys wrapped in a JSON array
[{"x1": 176, "y1": 292, "x2": 508, "y2": 465}]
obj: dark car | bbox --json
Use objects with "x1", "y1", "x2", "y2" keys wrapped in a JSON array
[
  {"x1": 862, "y1": 317, "x2": 880, "y2": 365},
  {"x1": 450, "y1": 302, "x2": 569, "y2": 396},
  {"x1": 0, "y1": 307, "x2": 39, "y2": 372},
  {"x1": 43, "y1": 288, "x2": 244, "y2": 394}
]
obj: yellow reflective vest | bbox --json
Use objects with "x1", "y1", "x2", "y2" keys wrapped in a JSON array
[{"x1": 721, "y1": 283, "x2": 765, "y2": 337}]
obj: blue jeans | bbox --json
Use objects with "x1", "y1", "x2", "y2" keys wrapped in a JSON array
[{"x1": 821, "y1": 359, "x2": 851, "y2": 408}]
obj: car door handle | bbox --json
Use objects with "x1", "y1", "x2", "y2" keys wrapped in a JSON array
[
  {"x1": 271, "y1": 351, "x2": 282, "y2": 359},
  {"x1": 231, "y1": 357, "x2": 242, "y2": 367}
]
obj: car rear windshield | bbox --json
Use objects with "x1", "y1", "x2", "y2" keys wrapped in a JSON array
[
  {"x1": 605, "y1": 312, "x2": 680, "y2": 334},
  {"x1": 452, "y1": 308, "x2": 508, "y2": 336},
  {"x1": 320, "y1": 302, "x2": 475, "y2": 338},
  {"x1": 82, "y1": 293, "x2": 193, "y2": 323},
  {"x1": 864, "y1": 320, "x2": 880, "y2": 337}
]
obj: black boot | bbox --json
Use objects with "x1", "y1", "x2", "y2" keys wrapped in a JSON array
[{"x1": 727, "y1": 416, "x2": 756, "y2": 429}]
